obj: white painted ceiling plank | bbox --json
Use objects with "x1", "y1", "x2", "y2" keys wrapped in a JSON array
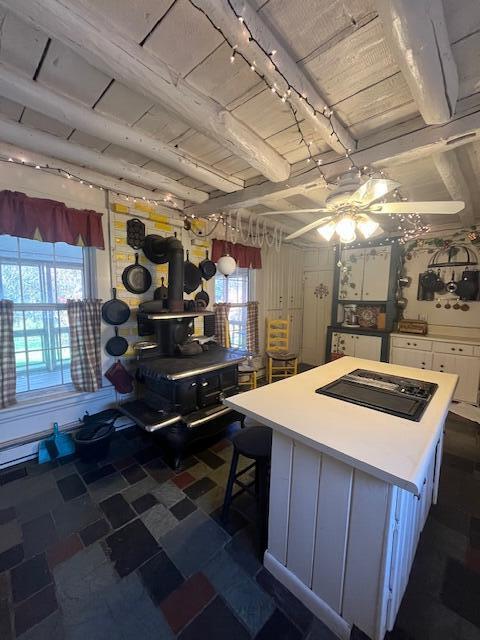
[
  {"x1": 76, "y1": 0, "x2": 173, "y2": 43},
  {"x1": 36, "y1": 39, "x2": 111, "y2": 106},
  {"x1": 143, "y1": 0, "x2": 223, "y2": 77},
  {"x1": 0, "y1": 10, "x2": 48, "y2": 76},
  {"x1": 303, "y1": 18, "x2": 398, "y2": 106},
  {"x1": 186, "y1": 42, "x2": 261, "y2": 108},
  {"x1": 20, "y1": 108, "x2": 73, "y2": 138},
  {"x1": 94, "y1": 82, "x2": 154, "y2": 126}
]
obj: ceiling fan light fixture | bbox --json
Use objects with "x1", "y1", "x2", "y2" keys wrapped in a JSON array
[
  {"x1": 335, "y1": 214, "x2": 356, "y2": 242},
  {"x1": 317, "y1": 220, "x2": 336, "y2": 241},
  {"x1": 357, "y1": 215, "x2": 380, "y2": 239}
]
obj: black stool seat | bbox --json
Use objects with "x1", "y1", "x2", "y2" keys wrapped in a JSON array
[
  {"x1": 222, "y1": 425, "x2": 272, "y2": 555},
  {"x1": 233, "y1": 425, "x2": 272, "y2": 459}
]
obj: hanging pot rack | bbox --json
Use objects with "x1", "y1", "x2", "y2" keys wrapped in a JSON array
[{"x1": 427, "y1": 244, "x2": 478, "y2": 268}]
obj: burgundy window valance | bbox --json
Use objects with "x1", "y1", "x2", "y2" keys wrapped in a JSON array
[
  {"x1": 211, "y1": 239, "x2": 262, "y2": 269},
  {"x1": 0, "y1": 190, "x2": 105, "y2": 249}
]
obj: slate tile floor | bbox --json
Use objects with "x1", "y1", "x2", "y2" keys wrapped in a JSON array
[{"x1": 0, "y1": 413, "x2": 478, "y2": 639}]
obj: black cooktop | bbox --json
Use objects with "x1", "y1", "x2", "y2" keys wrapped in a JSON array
[{"x1": 316, "y1": 368, "x2": 437, "y2": 422}]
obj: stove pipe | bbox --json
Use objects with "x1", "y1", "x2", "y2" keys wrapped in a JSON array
[{"x1": 143, "y1": 234, "x2": 184, "y2": 312}]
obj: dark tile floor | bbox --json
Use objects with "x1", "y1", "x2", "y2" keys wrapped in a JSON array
[{"x1": 0, "y1": 412, "x2": 479, "y2": 639}]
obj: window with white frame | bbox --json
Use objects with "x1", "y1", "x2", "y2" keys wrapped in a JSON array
[
  {"x1": 214, "y1": 268, "x2": 250, "y2": 349},
  {"x1": 0, "y1": 235, "x2": 89, "y2": 393}
]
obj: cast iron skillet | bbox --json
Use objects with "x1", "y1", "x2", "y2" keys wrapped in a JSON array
[
  {"x1": 105, "y1": 326, "x2": 128, "y2": 357},
  {"x1": 195, "y1": 282, "x2": 209, "y2": 306},
  {"x1": 122, "y1": 253, "x2": 152, "y2": 294},
  {"x1": 154, "y1": 276, "x2": 168, "y2": 301},
  {"x1": 184, "y1": 250, "x2": 202, "y2": 294},
  {"x1": 102, "y1": 288, "x2": 130, "y2": 325},
  {"x1": 199, "y1": 250, "x2": 216, "y2": 280}
]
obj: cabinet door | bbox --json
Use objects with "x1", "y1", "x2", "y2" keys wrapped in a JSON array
[
  {"x1": 353, "y1": 335, "x2": 382, "y2": 361},
  {"x1": 288, "y1": 309, "x2": 303, "y2": 355},
  {"x1": 432, "y1": 353, "x2": 480, "y2": 404},
  {"x1": 332, "y1": 332, "x2": 355, "y2": 356},
  {"x1": 287, "y1": 247, "x2": 304, "y2": 309},
  {"x1": 339, "y1": 249, "x2": 364, "y2": 300},
  {"x1": 390, "y1": 347, "x2": 433, "y2": 371},
  {"x1": 362, "y1": 248, "x2": 391, "y2": 301},
  {"x1": 302, "y1": 270, "x2": 333, "y2": 365}
]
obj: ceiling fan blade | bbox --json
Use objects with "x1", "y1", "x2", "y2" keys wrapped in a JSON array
[
  {"x1": 369, "y1": 201, "x2": 465, "y2": 215},
  {"x1": 258, "y1": 208, "x2": 329, "y2": 216},
  {"x1": 285, "y1": 216, "x2": 333, "y2": 241},
  {"x1": 351, "y1": 178, "x2": 400, "y2": 206}
]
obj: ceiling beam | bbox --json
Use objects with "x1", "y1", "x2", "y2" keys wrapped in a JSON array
[
  {"x1": 376, "y1": 0, "x2": 458, "y2": 124},
  {"x1": 0, "y1": 141, "x2": 184, "y2": 210},
  {"x1": 193, "y1": 0, "x2": 355, "y2": 154},
  {"x1": 0, "y1": 62, "x2": 243, "y2": 194},
  {"x1": 1, "y1": 0, "x2": 290, "y2": 183},
  {"x1": 0, "y1": 116, "x2": 209, "y2": 202},
  {"x1": 187, "y1": 105, "x2": 480, "y2": 215},
  {"x1": 433, "y1": 151, "x2": 475, "y2": 226}
]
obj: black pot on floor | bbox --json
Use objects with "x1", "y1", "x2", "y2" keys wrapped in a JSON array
[{"x1": 73, "y1": 422, "x2": 115, "y2": 462}]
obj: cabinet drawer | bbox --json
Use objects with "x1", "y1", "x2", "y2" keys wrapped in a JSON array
[
  {"x1": 391, "y1": 336, "x2": 432, "y2": 350},
  {"x1": 433, "y1": 342, "x2": 474, "y2": 356}
]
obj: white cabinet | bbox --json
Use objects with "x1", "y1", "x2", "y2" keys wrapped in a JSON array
[
  {"x1": 389, "y1": 334, "x2": 480, "y2": 405},
  {"x1": 390, "y1": 347, "x2": 433, "y2": 371},
  {"x1": 332, "y1": 332, "x2": 382, "y2": 361},
  {"x1": 302, "y1": 270, "x2": 333, "y2": 365},
  {"x1": 354, "y1": 335, "x2": 383, "y2": 361},
  {"x1": 362, "y1": 250, "x2": 391, "y2": 301},
  {"x1": 432, "y1": 353, "x2": 480, "y2": 404},
  {"x1": 339, "y1": 249, "x2": 365, "y2": 300},
  {"x1": 339, "y1": 246, "x2": 391, "y2": 301}
]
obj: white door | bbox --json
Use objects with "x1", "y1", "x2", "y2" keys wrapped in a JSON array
[
  {"x1": 432, "y1": 353, "x2": 480, "y2": 404},
  {"x1": 362, "y1": 248, "x2": 391, "y2": 301},
  {"x1": 390, "y1": 347, "x2": 433, "y2": 371},
  {"x1": 353, "y1": 335, "x2": 382, "y2": 361},
  {"x1": 339, "y1": 249, "x2": 364, "y2": 300},
  {"x1": 301, "y1": 270, "x2": 333, "y2": 365}
]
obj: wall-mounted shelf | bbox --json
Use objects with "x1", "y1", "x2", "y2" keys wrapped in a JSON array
[{"x1": 137, "y1": 310, "x2": 214, "y2": 320}]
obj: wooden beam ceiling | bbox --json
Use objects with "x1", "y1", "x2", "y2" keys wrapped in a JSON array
[
  {"x1": 1, "y1": 0, "x2": 291, "y2": 183},
  {"x1": 187, "y1": 104, "x2": 480, "y2": 215},
  {"x1": 193, "y1": 0, "x2": 355, "y2": 154},
  {"x1": 433, "y1": 151, "x2": 475, "y2": 226},
  {"x1": 0, "y1": 116, "x2": 209, "y2": 202},
  {"x1": 0, "y1": 62, "x2": 243, "y2": 194},
  {"x1": 376, "y1": 0, "x2": 459, "y2": 124}
]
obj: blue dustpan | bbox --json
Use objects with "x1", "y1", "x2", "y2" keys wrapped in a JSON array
[{"x1": 38, "y1": 422, "x2": 75, "y2": 464}]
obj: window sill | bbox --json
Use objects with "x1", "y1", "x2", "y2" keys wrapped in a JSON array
[{"x1": 0, "y1": 384, "x2": 115, "y2": 421}]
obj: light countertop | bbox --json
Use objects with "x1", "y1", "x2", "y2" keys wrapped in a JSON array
[
  {"x1": 225, "y1": 357, "x2": 458, "y2": 494},
  {"x1": 390, "y1": 332, "x2": 480, "y2": 345}
]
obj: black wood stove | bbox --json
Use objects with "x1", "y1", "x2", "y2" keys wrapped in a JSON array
[{"x1": 118, "y1": 234, "x2": 246, "y2": 467}]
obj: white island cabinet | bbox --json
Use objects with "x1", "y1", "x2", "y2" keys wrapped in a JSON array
[{"x1": 225, "y1": 358, "x2": 457, "y2": 640}]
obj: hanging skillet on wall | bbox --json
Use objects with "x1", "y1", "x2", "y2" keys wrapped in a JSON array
[
  {"x1": 122, "y1": 253, "x2": 152, "y2": 294},
  {"x1": 199, "y1": 250, "x2": 216, "y2": 280},
  {"x1": 195, "y1": 282, "x2": 210, "y2": 307},
  {"x1": 105, "y1": 327, "x2": 129, "y2": 357},
  {"x1": 184, "y1": 250, "x2": 202, "y2": 294},
  {"x1": 102, "y1": 288, "x2": 131, "y2": 325}
]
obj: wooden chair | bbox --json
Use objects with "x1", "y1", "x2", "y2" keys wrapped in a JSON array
[{"x1": 265, "y1": 318, "x2": 298, "y2": 384}]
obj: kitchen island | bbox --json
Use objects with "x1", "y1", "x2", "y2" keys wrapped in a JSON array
[{"x1": 225, "y1": 357, "x2": 457, "y2": 640}]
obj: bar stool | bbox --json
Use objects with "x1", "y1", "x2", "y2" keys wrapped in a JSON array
[{"x1": 221, "y1": 425, "x2": 272, "y2": 551}]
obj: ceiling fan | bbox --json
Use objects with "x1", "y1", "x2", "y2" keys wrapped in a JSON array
[{"x1": 259, "y1": 170, "x2": 465, "y2": 242}]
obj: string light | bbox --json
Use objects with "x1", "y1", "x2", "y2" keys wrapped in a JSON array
[
  {"x1": 186, "y1": 0, "x2": 360, "y2": 181},
  {"x1": 0, "y1": 155, "x2": 181, "y2": 211}
]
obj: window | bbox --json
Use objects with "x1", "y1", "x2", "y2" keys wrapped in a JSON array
[
  {"x1": 214, "y1": 268, "x2": 250, "y2": 349},
  {"x1": 0, "y1": 236, "x2": 89, "y2": 393}
]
